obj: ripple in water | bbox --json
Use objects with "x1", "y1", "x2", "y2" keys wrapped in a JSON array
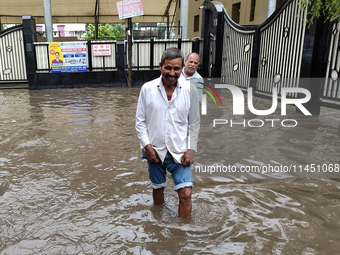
[{"x1": 0, "y1": 88, "x2": 339, "y2": 254}]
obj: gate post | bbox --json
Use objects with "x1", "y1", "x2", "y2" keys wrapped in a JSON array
[
  {"x1": 88, "y1": 41, "x2": 93, "y2": 71},
  {"x1": 250, "y1": 27, "x2": 260, "y2": 92},
  {"x1": 300, "y1": 14, "x2": 330, "y2": 115},
  {"x1": 213, "y1": 8, "x2": 224, "y2": 78},
  {"x1": 201, "y1": 1, "x2": 224, "y2": 78},
  {"x1": 192, "y1": 38, "x2": 200, "y2": 54},
  {"x1": 116, "y1": 41, "x2": 126, "y2": 84},
  {"x1": 22, "y1": 15, "x2": 37, "y2": 88},
  {"x1": 201, "y1": 6, "x2": 211, "y2": 78}
]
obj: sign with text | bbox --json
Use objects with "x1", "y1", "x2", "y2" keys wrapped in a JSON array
[
  {"x1": 117, "y1": 0, "x2": 143, "y2": 20},
  {"x1": 92, "y1": 44, "x2": 112, "y2": 57},
  {"x1": 49, "y1": 42, "x2": 87, "y2": 73}
]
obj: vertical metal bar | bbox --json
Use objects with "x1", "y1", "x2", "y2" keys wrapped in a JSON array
[
  {"x1": 235, "y1": 28, "x2": 241, "y2": 87},
  {"x1": 150, "y1": 38, "x2": 154, "y2": 69},
  {"x1": 5, "y1": 31, "x2": 13, "y2": 80},
  {"x1": 167, "y1": 14, "x2": 170, "y2": 39},
  {"x1": 95, "y1": 0, "x2": 100, "y2": 40},
  {"x1": 335, "y1": 21, "x2": 340, "y2": 99},
  {"x1": 13, "y1": 30, "x2": 19, "y2": 80},
  {"x1": 127, "y1": 18, "x2": 132, "y2": 87},
  {"x1": 0, "y1": 35, "x2": 4, "y2": 81},
  {"x1": 18, "y1": 29, "x2": 26, "y2": 79},
  {"x1": 46, "y1": 44, "x2": 51, "y2": 71},
  {"x1": 324, "y1": 22, "x2": 336, "y2": 97},
  {"x1": 136, "y1": 41, "x2": 139, "y2": 71},
  {"x1": 250, "y1": 27, "x2": 260, "y2": 91},
  {"x1": 280, "y1": 8, "x2": 289, "y2": 90},
  {"x1": 88, "y1": 41, "x2": 92, "y2": 71},
  {"x1": 295, "y1": 1, "x2": 308, "y2": 89}
]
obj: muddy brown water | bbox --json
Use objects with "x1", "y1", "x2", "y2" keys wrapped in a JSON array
[{"x1": 0, "y1": 87, "x2": 339, "y2": 254}]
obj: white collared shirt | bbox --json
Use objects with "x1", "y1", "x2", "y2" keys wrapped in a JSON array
[
  {"x1": 135, "y1": 76, "x2": 200, "y2": 164},
  {"x1": 180, "y1": 70, "x2": 204, "y2": 102}
]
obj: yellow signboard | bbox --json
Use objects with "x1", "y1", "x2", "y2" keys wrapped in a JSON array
[{"x1": 49, "y1": 42, "x2": 65, "y2": 67}]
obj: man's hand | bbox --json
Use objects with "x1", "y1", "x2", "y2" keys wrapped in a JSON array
[
  {"x1": 181, "y1": 149, "x2": 195, "y2": 167},
  {"x1": 144, "y1": 144, "x2": 159, "y2": 163}
]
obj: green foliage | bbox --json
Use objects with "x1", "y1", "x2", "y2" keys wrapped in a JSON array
[
  {"x1": 85, "y1": 23, "x2": 125, "y2": 40},
  {"x1": 1, "y1": 24, "x2": 10, "y2": 31},
  {"x1": 157, "y1": 23, "x2": 167, "y2": 39},
  {"x1": 299, "y1": 0, "x2": 340, "y2": 26}
]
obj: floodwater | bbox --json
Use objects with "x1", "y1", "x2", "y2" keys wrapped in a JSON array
[{"x1": 0, "y1": 87, "x2": 339, "y2": 255}]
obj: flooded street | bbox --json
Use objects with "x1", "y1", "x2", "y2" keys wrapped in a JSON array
[{"x1": 0, "y1": 87, "x2": 339, "y2": 254}]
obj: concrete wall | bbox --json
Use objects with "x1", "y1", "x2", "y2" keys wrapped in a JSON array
[
  {"x1": 175, "y1": 0, "x2": 271, "y2": 39},
  {"x1": 174, "y1": 0, "x2": 203, "y2": 39},
  {"x1": 223, "y1": 0, "x2": 269, "y2": 25}
]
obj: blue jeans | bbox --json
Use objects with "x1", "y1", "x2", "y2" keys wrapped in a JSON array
[{"x1": 146, "y1": 151, "x2": 193, "y2": 191}]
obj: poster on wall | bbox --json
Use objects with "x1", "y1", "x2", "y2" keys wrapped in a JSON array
[{"x1": 49, "y1": 42, "x2": 87, "y2": 73}]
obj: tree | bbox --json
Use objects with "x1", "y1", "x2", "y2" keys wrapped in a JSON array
[
  {"x1": 112, "y1": 23, "x2": 125, "y2": 41},
  {"x1": 1, "y1": 24, "x2": 11, "y2": 31},
  {"x1": 157, "y1": 23, "x2": 167, "y2": 39},
  {"x1": 299, "y1": 0, "x2": 340, "y2": 26},
  {"x1": 85, "y1": 23, "x2": 125, "y2": 40}
]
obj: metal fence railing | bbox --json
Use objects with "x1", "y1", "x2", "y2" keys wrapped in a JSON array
[
  {"x1": 130, "y1": 39, "x2": 194, "y2": 70},
  {"x1": 34, "y1": 40, "x2": 118, "y2": 72},
  {"x1": 88, "y1": 41, "x2": 117, "y2": 71},
  {"x1": 34, "y1": 39, "x2": 197, "y2": 72}
]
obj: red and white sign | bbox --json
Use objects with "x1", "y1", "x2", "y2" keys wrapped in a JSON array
[
  {"x1": 117, "y1": 0, "x2": 143, "y2": 20},
  {"x1": 92, "y1": 44, "x2": 112, "y2": 57}
]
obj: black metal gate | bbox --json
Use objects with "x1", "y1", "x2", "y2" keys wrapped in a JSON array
[
  {"x1": 202, "y1": 0, "x2": 307, "y2": 88},
  {"x1": 0, "y1": 25, "x2": 27, "y2": 84},
  {"x1": 201, "y1": 0, "x2": 340, "y2": 112},
  {"x1": 323, "y1": 18, "x2": 340, "y2": 103}
]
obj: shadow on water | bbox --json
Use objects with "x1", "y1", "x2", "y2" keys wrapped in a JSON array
[{"x1": 0, "y1": 87, "x2": 339, "y2": 254}]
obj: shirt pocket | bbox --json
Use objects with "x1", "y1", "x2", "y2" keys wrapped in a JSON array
[{"x1": 172, "y1": 107, "x2": 189, "y2": 125}]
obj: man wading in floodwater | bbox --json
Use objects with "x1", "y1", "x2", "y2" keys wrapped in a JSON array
[{"x1": 135, "y1": 47, "x2": 200, "y2": 218}]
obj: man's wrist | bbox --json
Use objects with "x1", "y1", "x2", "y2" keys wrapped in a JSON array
[{"x1": 144, "y1": 144, "x2": 153, "y2": 152}]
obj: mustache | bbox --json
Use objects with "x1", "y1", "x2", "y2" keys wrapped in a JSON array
[{"x1": 165, "y1": 74, "x2": 179, "y2": 79}]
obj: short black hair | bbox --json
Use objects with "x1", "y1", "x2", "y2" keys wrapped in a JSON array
[{"x1": 160, "y1": 47, "x2": 184, "y2": 66}]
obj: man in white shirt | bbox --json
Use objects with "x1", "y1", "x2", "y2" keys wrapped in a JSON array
[
  {"x1": 135, "y1": 48, "x2": 200, "y2": 218},
  {"x1": 180, "y1": 52, "x2": 204, "y2": 102}
]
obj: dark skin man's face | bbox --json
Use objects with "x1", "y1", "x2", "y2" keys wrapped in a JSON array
[{"x1": 159, "y1": 58, "x2": 183, "y2": 87}]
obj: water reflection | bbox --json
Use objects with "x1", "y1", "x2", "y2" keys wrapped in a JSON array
[{"x1": 0, "y1": 88, "x2": 339, "y2": 254}]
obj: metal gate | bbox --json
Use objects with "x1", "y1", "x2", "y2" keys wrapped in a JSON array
[
  {"x1": 0, "y1": 25, "x2": 27, "y2": 84},
  {"x1": 203, "y1": 0, "x2": 307, "y2": 94},
  {"x1": 201, "y1": 0, "x2": 340, "y2": 111},
  {"x1": 323, "y1": 18, "x2": 340, "y2": 102}
]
